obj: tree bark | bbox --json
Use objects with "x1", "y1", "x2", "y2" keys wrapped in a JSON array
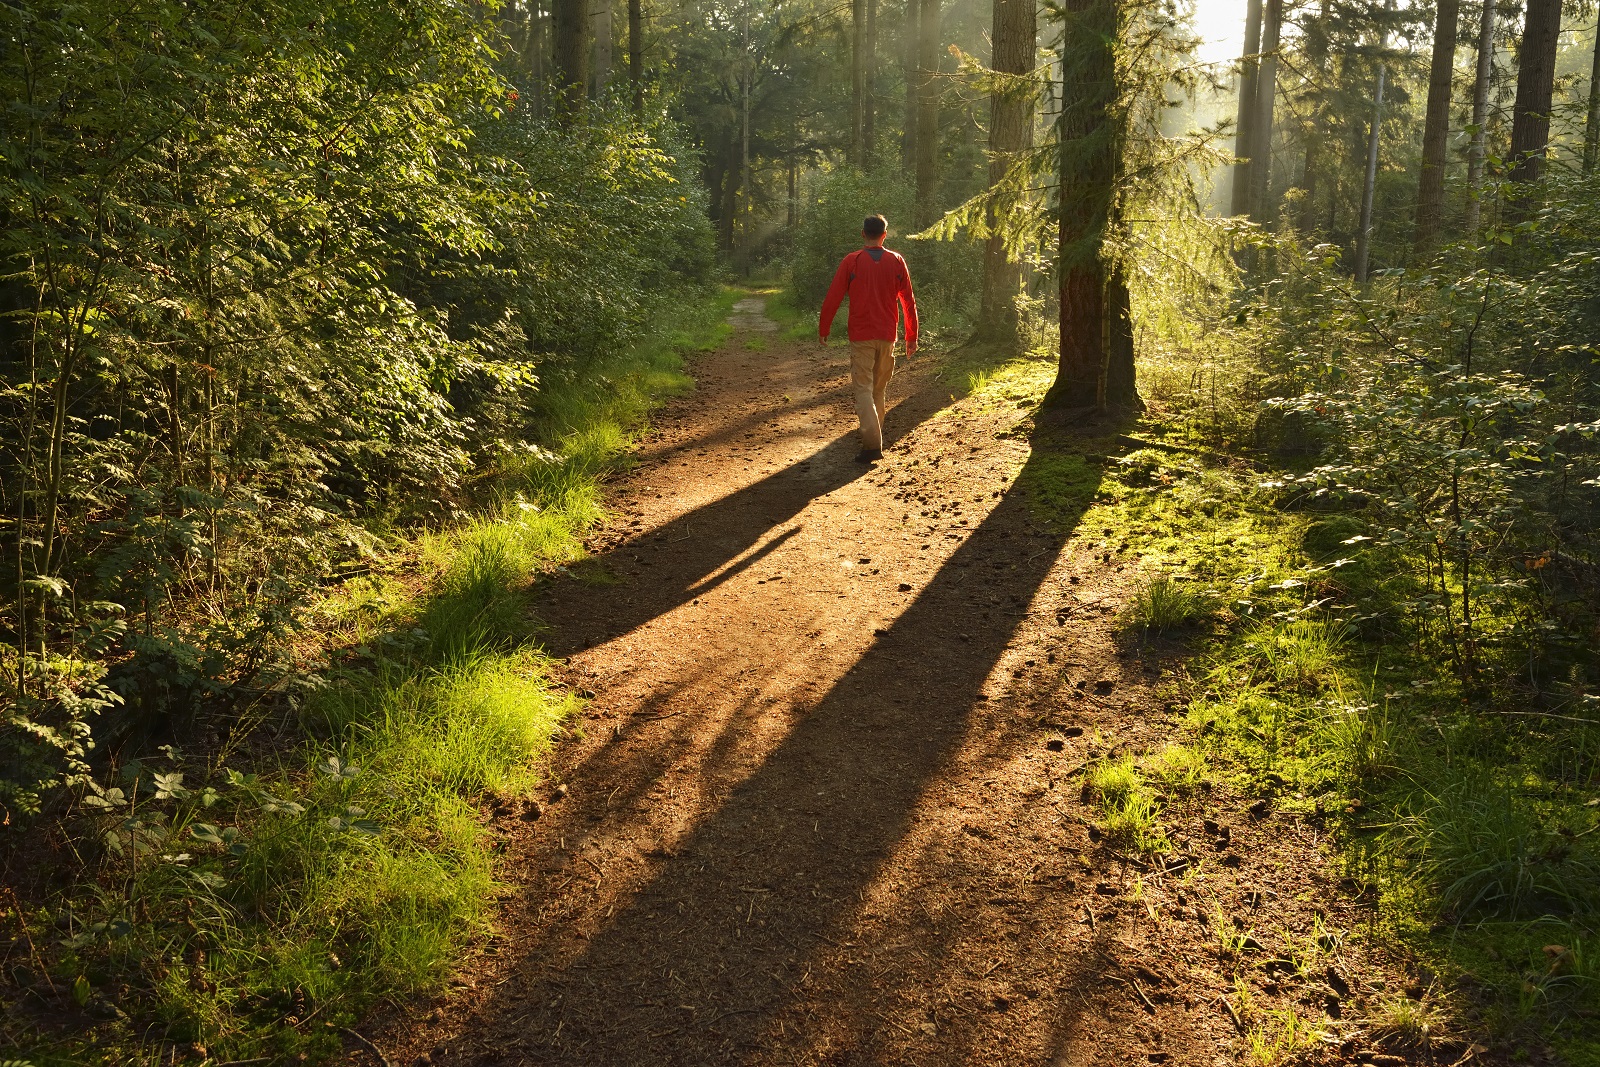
[
  {"x1": 865, "y1": 0, "x2": 878, "y2": 162},
  {"x1": 629, "y1": 0, "x2": 643, "y2": 114},
  {"x1": 853, "y1": 0, "x2": 867, "y2": 165},
  {"x1": 1229, "y1": 0, "x2": 1264, "y2": 217},
  {"x1": 914, "y1": 0, "x2": 942, "y2": 225},
  {"x1": 1464, "y1": 0, "x2": 1495, "y2": 230},
  {"x1": 788, "y1": 154, "x2": 798, "y2": 228},
  {"x1": 1355, "y1": 59, "x2": 1387, "y2": 283},
  {"x1": 903, "y1": 0, "x2": 918, "y2": 168},
  {"x1": 532, "y1": 0, "x2": 547, "y2": 116},
  {"x1": 1294, "y1": 0, "x2": 1330, "y2": 234},
  {"x1": 1046, "y1": 0, "x2": 1124, "y2": 410},
  {"x1": 1246, "y1": 0, "x2": 1281, "y2": 223},
  {"x1": 1585, "y1": 5, "x2": 1600, "y2": 173},
  {"x1": 1508, "y1": 0, "x2": 1561, "y2": 185},
  {"x1": 1414, "y1": 0, "x2": 1460, "y2": 254},
  {"x1": 553, "y1": 0, "x2": 589, "y2": 110},
  {"x1": 591, "y1": 0, "x2": 613, "y2": 96},
  {"x1": 975, "y1": 0, "x2": 1036, "y2": 343},
  {"x1": 739, "y1": 2, "x2": 753, "y2": 273}
]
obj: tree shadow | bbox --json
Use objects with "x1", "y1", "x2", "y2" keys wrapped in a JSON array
[
  {"x1": 438, "y1": 430, "x2": 1113, "y2": 1066},
  {"x1": 530, "y1": 370, "x2": 954, "y2": 657}
]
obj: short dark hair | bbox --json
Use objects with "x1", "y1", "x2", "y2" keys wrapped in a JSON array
[{"x1": 863, "y1": 214, "x2": 888, "y2": 237}]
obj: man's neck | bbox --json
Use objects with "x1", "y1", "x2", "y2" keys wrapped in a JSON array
[{"x1": 864, "y1": 240, "x2": 885, "y2": 249}]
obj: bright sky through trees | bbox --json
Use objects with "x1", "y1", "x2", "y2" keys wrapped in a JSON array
[{"x1": 1191, "y1": 0, "x2": 1246, "y2": 65}]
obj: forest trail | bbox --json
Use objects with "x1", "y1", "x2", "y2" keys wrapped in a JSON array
[{"x1": 362, "y1": 298, "x2": 1384, "y2": 1067}]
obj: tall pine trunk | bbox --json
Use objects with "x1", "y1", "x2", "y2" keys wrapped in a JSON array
[
  {"x1": 1464, "y1": 0, "x2": 1496, "y2": 231},
  {"x1": 1355, "y1": 59, "x2": 1387, "y2": 283},
  {"x1": 1584, "y1": 6, "x2": 1600, "y2": 173},
  {"x1": 1508, "y1": 0, "x2": 1561, "y2": 186},
  {"x1": 1229, "y1": 0, "x2": 1264, "y2": 217},
  {"x1": 1046, "y1": 0, "x2": 1131, "y2": 411},
  {"x1": 1246, "y1": 0, "x2": 1282, "y2": 222},
  {"x1": 903, "y1": 0, "x2": 919, "y2": 169},
  {"x1": 1414, "y1": 0, "x2": 1460, "y2": 253},
  {"x1": 553, "y1": 0, "x2": 589, "y2": 110},
  {"x1": 975, "y1": 0, "x2": 1037, "y2": 343},
  {"x1": 913, "y1": 0, "x2": 942, "y2": 225},
  {"x1": 629, "y1": 0, "x2": 643, "y2": 114},
  {"x1": 532, "y1": 1, "x2": 547, "y2": 116},
  {"x1": 852, "y1": 0, "x2": 867, "y2": 165},
  {"x1": 865, "y1": 0, "x2": 878, "y2": 161},
  {"x1": 590, "y1": 0, "x2": 612, "y2": 96}
]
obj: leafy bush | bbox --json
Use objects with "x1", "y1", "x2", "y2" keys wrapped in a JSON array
[{"x1": 0, "y1": 1, "x2": 713, "y2": 815}]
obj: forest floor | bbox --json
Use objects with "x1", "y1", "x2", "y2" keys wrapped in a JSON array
[{"x1": 353, "y1": 297, "x2": 1480, "y2": 1067}]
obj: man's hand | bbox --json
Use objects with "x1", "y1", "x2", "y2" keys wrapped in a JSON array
[
  {"x1": 905, "y1": 340, "x2": 917, "y2": 359},
  {"x1": 819, "y1": 336, "x2": 829, "y2": 348}
]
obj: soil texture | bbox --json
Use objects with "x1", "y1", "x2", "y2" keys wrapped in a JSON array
[{"x1": 356, "y1": 298, "x2": 1447, "y2": 1067}]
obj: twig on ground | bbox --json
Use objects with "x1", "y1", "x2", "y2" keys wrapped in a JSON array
[
  {"x1": 1216, "y1": 994, "x2": 1245, "y2": 1032},
  {"x1": 340, "y1": 1027, "x2": 394, "y2": 1067},
  {"x1": 1126, "y1": 975, "x2": 1159, "y2": 1014}
]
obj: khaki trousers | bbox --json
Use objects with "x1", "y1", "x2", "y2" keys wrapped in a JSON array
[{"x1": 849, "y1": 339, "x2": 896, "y2": 451}]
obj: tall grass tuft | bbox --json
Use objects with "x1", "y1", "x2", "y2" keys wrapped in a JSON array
[{"x1": 1125, "y1": 574, "x2": 1215, "y2": 633}]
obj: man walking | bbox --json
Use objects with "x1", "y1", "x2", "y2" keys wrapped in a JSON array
[{"x1": 818, "y1": 214, "x2": 919, "y2": 463}]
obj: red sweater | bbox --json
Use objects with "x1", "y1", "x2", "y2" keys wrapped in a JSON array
[{"x1": 818, "y1": 245, "x2": 919, "y2": 348}]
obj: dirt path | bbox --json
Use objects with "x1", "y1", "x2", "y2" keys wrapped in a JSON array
[{"x1": 363, "y1": 299, "x2": 1421, "y2": 1067}]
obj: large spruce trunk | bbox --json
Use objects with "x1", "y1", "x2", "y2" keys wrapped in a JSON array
[
  {"x1": 1245, "y1": 0, "x2": 1282, "y2": 222},
  {"x1": 974, "y1": 0, "x2": 1037, "y2": 343},
  {"x1": 1508, "y1": 0, "x2": 1561, "y2": 185},
  {"x1": 913, "y1": 0, "x2": 942, "y2": 225},
  {"x1": 553, "y1": 0, "x2": 589, "y2": 108},
  {"x1": 1045, "y1": 0, "x2": 1134, "y2": 411},
  {"x1": 1229, "y1": 0, "x2": 1264, "y2": 217},
  {"x1": 1413, "y1": 0, "x2": 1460, "y2": 253}
]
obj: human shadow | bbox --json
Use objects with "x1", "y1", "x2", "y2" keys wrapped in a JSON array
[
  {"x1": 447, "y1": 434, "x2": 1110, "y2": 1066},
  {"x1": 530, "y1": 369, "x2": 951, "y2": 657}
]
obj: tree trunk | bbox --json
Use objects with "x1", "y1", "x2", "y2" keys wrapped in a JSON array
[
  {"x1": 865, "y1": 0, "x2": 878, "y2": 162},
  {"x1": 1046, "y1": 0, "x2": 1121, "y2": 410},
  {"x1": 591, "y1": 0, "x2": 612, "y2": 96},
  {"x1": 914, "y1": 0, "x2": 942, "y2": 225},
  {"x1": 553, "y1": 0, "x2": 589, "y2": 109},
  {"x1": 903, "y1": 0, "x2": 919, "y2": 169},
  {"x1": 1103, "y1": 269, "x2": 1135, "y2": 408},
  {"x1": 739, "y1": 5, "x2": 753, "y2": 274},
  {"x1": 1585, "y1": 5, "x2": 1600, "y2": 173},
  {"x1": 1246, "y1": 0, "x2": 1282, "y2": 223},
  {"x1": 853, "y1": 0, "x2": 867, "y2": 165},
  {"x1": 532, "y1": 0, "x2": 547, "y2": 116},
  {"x1": 1229, "y1": 0, "x2": 1264, "y2": 217},
  {"x1": 788, "y1": 154, "x2": 798, "y2": 228},
  {"x1": 719, "y1": 149, "x2": 739, "y2": 253},
  {"x1": 629, "y1": 0, "x2": 643, "y2": 114},
  {"x1": 975, "y1": 0, "x2": 1036, "y2": 343},
  {"x1": 1355, "y1": 59, "x2": 1387, "y2": 283},
  {"x1": 1298, "y1": 129, "x2": 1320, "y2": 232},
  {"x1": 1464, "y1": 0, "x2": 1496, "y2": 231},
  {"x1": 1414, "y1": 0, "x2": 1460, "y2": 254},
  {"x1": 1295, "y1": 0, "x2": 1330, "y2": 234},
  {"x1": 1508, "y1": 0, "x2": 1561, "y2": 185}
]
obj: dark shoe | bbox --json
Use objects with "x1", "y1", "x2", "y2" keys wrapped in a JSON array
[{"x1": 855, "y1": 448, "x2": 884, "y2": 464}]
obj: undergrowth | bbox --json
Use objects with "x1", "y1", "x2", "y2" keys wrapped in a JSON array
[
  {"x1": 1, "y1": 288, "x2": 736, "y2": 1065},
  {"x1": 966, "y1": 343, "x2": 1600, "y2": 1059}
]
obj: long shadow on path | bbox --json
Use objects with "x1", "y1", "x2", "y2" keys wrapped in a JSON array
[
  {"x1": 533, "y1": 365, "x2": 953, "y2": 656},
  {"x1": 448, "y1": 435, "x2": 1106, "y2": 1066}
]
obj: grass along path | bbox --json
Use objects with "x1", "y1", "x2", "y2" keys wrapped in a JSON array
[
  {"x1": 357, "y1": 296, "x2": 1438, "y2": 1067},
  {"x1": 4, "y1": 288, "x2": 737, "y2": 1066}
]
